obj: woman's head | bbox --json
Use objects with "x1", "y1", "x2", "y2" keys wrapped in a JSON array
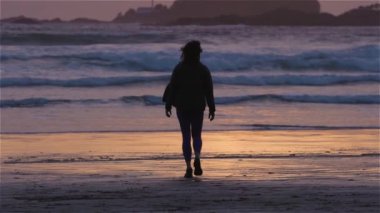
[{"x1": 181, "y1": 40, "x2": 202, "y2": 63}]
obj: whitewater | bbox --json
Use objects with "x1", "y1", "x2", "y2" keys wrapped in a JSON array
[{"x1": 1, "y1": 23, "x2": 379, "y2": 133}]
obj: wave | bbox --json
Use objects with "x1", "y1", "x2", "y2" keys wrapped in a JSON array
[
  {"x1": 1, "y1": 94, "x2": 379, "y2": 108},
  {"x1": 241, "y1": 124, "x2": 380, "y2": 130},
  {"x1": 0, "y1": 98, "x2": 110, "y2": 108},
  {"x1": 1, "y1": 32, "x2": 177, "y2": 46},
  {"x1": 2, "y1": 45, "x2": 379, "y2": 72},
  {"x1": 206, "y1": 45, "x2": 380, "y2": 72},
  {"x1": 214, "y1": 74, "x2": 380, "y2": 86},
  {"x1": 214, "y1": 94, "x2": 380, "y2": 105},
  {"x1": 0, "y1": 76, "x2": 169, "y2": 87},
  {"x1": 4, "y1": 153, "x2": 380, "y2": 164},
  {"x1": 1, "y1": 74, "x2": 378, "y2": 88}
]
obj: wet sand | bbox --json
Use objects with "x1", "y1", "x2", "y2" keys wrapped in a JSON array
[{"x1": 1, "y1": 130, "x2": 379, "y2": 212}]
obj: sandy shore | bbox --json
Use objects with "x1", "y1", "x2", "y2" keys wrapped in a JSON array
[{"x1": 1, "y1": 130, "x2": 379, "y2": 212}]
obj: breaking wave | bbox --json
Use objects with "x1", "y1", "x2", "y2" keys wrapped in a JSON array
[
  {"x1": 0, "y1": 76, "x2": 169, "y2": 87},
  {"x1": 213, "y1": 74, "x2": 380, "y2": 86},
  {"x1": 214, "y1": 94, "x2": 380, "y2": 105},
  {"x1": 2, "y1": 45, "x2": 379, "y2": 72},
  {"x1": 0, "y1": 98, "x2": 110, "y2": 108},
  {"x1": 1, "y1": 32, "x2": 178, "y2": 45},
  {"x1": 1, "y1": 94, "x2": 379, "y2": 108},
  {"x1": 1, "y1": 74, "x2": 378, "y2": 88}
]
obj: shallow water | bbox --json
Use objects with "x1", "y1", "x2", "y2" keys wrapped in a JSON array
[
  {"x1": 1, "y1": 24, "x2": 379, "y2": 133},
  {"x1": 2, "y1": 130, "x2": 378, "y2": 164}
]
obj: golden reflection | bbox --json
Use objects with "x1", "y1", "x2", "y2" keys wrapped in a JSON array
[{"x1": 1, "y1": 130, "x2": 378, "y2": 158}]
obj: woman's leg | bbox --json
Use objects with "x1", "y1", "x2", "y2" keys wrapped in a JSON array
[
  {"x1": 176, "y1": 110, "x2": 192, "y2": 168},
  {"x1": 190, "y1": 111, "x2": 204, "y2": 176},
  {"x1": 190, "y1": 111, "x2": 204, "y2": 159}
]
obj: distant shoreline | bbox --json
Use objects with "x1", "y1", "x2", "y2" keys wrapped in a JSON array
[
  {"x1": 2, "y1": 22, "x2": 380, "y2": 27},
  {"x1": 2, "y1": 4, "x2": 379, "y2": 26}
]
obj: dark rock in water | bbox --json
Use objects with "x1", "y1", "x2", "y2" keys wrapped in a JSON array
[
  {"x1": 1, "y1": 16, "x2": 40, "y2": 24},
  {"x1": 113, "y1": 0, "x2": 320, "y2": 24},
  {"x1": 113, "y1": 4, "x2": 170, "y2": 24},
  {"x1": 169, "y1": 0, "x2": 320, "y2": 19},
  {"x1": 1, "y1": 16, "x2": 103, "y2": 24},
  {"x1": 168, "y1": 3, "x2": 380, "y2": 26},
  {"x1": 173, "y1": 9, "x2": 335, "y2": 26},
  {"x1": 336, "y1": 4, "x2": 380, "y2": 26},
  {"x1": 246, "y1": 9, "x2": 336, "y2": 26},
  {"x1": 69, "y1": 18, "x2": 103, "y2": 24},
  {"x1": 48, "y1": 18, "x2": 64, "y2": 23}
]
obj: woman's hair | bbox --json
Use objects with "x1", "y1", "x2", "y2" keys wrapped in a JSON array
[{"x1": 181, "y1": 40, "x2": 203, "y2": 64}]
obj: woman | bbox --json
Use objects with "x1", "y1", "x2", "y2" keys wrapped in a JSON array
[{"x1": 164, "y1": 40, "x2": 215, "y2": 178}]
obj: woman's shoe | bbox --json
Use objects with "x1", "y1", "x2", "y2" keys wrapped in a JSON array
[
  {"x1": 194, "y1": 158, "x2": 203, "y2": 176},
  {"x1": 184, "y1": 168, "x2": 193, "y2": 178}
]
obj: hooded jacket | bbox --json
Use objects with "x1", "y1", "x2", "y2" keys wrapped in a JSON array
[{"x1": 164, "y1": 61, "x2": 215, "y2": 113}]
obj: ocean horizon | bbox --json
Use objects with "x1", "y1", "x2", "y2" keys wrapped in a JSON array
[{"x1": 1, "y1": 23, "x2": 379, "y2": 133}]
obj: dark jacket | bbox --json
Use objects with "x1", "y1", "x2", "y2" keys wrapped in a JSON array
[{"x1": 164, "y1": 62, "x2": 215, "y2": 112}]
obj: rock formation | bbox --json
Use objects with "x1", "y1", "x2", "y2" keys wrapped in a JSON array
[
  {"x1": 169, "y1": 0, "x2": 320, "y2": 19},
  {"x1": 113, "y1": 0, "x2": 320, "y2": 24}
]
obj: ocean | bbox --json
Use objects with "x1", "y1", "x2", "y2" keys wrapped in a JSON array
[{"x1": 1, "y1": 23, "x2": 379, "y2": 133}]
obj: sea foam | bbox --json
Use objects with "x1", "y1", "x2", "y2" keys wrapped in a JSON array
[
  {"x1": 1, "y1": 74, "x2": 378, "y2": 88},
  {"x1": 1, "y1": 94, "x2": 379, "y2": 108},
  {"x1": 2, "y1": 45, "x2": 379, "y2": 72}
]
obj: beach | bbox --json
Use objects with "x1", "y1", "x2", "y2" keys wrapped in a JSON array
[
  {"x1": 1, "y1": 130, "x2": 379, "y2": 212},
  {"x1": 1, "y1": 23, "x2": 379, "y2": 212}
]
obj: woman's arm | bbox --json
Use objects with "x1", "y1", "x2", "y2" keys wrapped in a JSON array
[
  {"x1": 165, "y1": 64, "x2": 180, "y2": 116},
  {"x1": 204, "y1": 67, "x2": 215, "y2": 120}
]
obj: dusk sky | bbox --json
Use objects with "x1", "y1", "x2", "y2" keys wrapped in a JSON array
[{"x1": 1, "y1": 0, "x2": 378, "y2": 21}]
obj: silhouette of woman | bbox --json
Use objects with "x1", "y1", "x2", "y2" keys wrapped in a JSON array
[{"x1": 164, "y1": 40, "x2": 215, "y2": 178}]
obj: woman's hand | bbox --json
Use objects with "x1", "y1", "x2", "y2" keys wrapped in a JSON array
[
  {"x1": 209, "y1": 111, "x2": 215, "y2": 121},
  {"x1": 166, "y1": 109, "x2": 172, "y2": 117},
  {"x1": 165, "y1": 104, "x2": 172, "y2": 118}
]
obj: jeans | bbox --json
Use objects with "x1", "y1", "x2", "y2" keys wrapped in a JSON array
[{"x1": 176, "y1": 110, "x2": 204, "y2": 161}]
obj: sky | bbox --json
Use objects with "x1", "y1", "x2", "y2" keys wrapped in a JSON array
[{"x1": 1, "y1": 0, "x2": 378, "y2": 21}]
